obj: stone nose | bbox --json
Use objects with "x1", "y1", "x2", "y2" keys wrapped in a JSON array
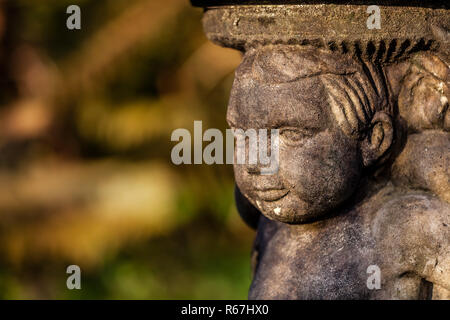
[{"x1": 246, "y1": 163, "x2": 260, "y2": 175}]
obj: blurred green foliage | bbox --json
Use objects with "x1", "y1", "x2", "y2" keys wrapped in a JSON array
[{"x1": 0, "y1": 0, "x2": 252, "y2": 299}]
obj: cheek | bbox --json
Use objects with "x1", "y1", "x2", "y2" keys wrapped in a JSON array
[
  {"x1": 233, "y1": 164, "x2": 248, "y2": 193},
  {"x1": 280, "y1": 130, "x2": 362, "y2": 207}
]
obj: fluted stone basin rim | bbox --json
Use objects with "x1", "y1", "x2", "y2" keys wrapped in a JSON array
[{"x1": 197, "y1": 4, "x2": 449, "y2": 62}]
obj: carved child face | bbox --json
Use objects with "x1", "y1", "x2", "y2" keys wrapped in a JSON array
[{"x1": 227, "y1": 47, "x2": 365, "y2": 223}]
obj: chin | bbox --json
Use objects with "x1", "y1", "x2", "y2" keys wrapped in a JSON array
[{"x1": 252, "y1": 195, "x2": 327, "y2": 224}]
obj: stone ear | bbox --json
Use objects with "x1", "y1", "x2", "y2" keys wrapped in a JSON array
[{"x1": 361, "y1": 111, "x2": 394, "y2": 168}]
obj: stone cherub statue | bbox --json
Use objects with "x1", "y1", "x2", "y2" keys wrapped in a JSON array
[
  {"x1": 231, "y1": 45, "x2": 449, "y2": 299},
  {"x1": 192, "y1": 1, "x2": 449, "y2": 299}
]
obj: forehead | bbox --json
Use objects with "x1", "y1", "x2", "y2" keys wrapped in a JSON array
[
  {"x1": 226, "y1": 45, "x2": 362, "y2": 130},
  {"x1": 227, "y1": 70, "x2": 331, "y2": 130},
  {"x1": 227, "y1": 47, "x2": 340, "y2": 130}
]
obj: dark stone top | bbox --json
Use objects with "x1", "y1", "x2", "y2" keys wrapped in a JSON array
[{"x1": 191, "y1": 0, "x2": 449, "y2": 9}]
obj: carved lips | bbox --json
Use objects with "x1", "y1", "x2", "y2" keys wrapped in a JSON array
[{"x1": 254, "y1": 188, "x2": 289, "y2": 202}]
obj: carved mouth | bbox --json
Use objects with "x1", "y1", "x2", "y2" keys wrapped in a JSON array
[{"x1": 254, "y1": 188, "x2": 289, "y2": 202}]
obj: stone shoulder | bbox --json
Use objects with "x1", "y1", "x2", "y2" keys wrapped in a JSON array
[{"x1": 372, "y1": 192, "x2": 449, "y2": 282}]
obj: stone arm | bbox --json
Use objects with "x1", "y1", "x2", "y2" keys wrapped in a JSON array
[
  {"x1": 377, "y1": 194, "x2": 450, "y2": 298},
  {"x1": 416, "y1": 204, "x2": 450, "y2": 291},
  {"x1": 403, "y1": 196, "x2": 450, "y2": 291}
]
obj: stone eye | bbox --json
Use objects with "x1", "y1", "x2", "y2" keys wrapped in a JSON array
[{"x1": 280, "y1": 128, "x2": 309, "y2": 145}]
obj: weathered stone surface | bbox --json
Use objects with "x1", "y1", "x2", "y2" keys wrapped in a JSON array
[
  {"x1": 201, "y1": 4, "x2": 449, "y2": 58},
  {"x1": 193, "y1": 1, "x2": 450, "y2": 299}
]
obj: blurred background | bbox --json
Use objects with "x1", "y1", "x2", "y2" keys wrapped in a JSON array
[{"x1": 0, "y1": 0, "x2": 254, "y2": 299}]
